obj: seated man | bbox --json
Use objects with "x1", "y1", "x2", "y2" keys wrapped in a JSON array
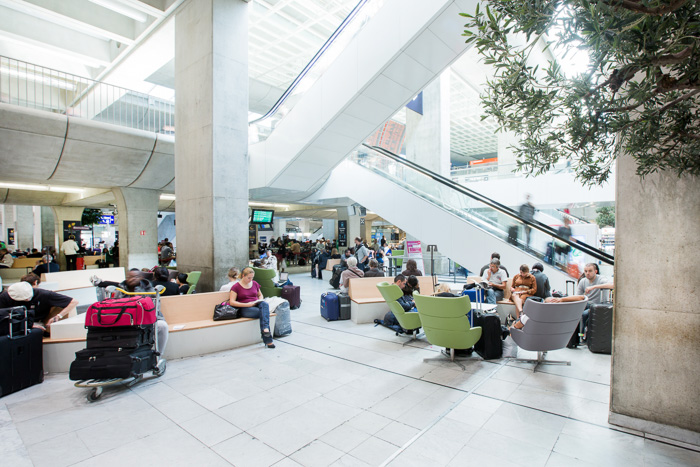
[
  {"x1": 511, "y1": 294, "x2": 586, "y2": 329},
  {"x1": 339, "y1": 257, "x2": 364, "y2": 293},
  {"x1": 363, "y1": 259, "x2": 384, "y2": 278},
  {"x1": 32, "y1": 255, "x2": 60, "y2": 276},
  {"x1": 577, "y1": 263, "x2": 613, "y2": 336},
  {"x1": 0, "y1": 281, "x2": 78, "y2": 333},
  {"x1": 397, "y1": 275, "x2": 420, "y2": 313},
  {"x1": 529, "y1": 263, "x2": 552, "y2": 300},
  {"x1": 393, "y1": 273, "x2": 407, "y2": 289},
  {"x1": 479, "y1": 252, "x2": 509, "y2": 277},
  {"x1": 482, "y1": 258, "x2": 507, "y2": 304}
]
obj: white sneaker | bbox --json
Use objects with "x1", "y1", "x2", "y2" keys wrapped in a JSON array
[{"x1": 90, "y1": 275, "x2": 101, "y2": 286}]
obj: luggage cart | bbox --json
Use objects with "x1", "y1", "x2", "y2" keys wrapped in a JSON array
[{"x1": 74, "y1": 287, "x2": 166, "y2": 402}]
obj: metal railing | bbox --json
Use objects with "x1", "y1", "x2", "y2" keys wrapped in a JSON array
[{"x1": 0, "y1": 56, "x2": 174, "y2": 134}]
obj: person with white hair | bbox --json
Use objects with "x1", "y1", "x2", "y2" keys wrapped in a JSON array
[
  {"x1": 339, "y1": 256, "x2": 364, "y2": 293},
  {"x1": 0, "y1": 281, "x2": 78, "y2": 333}
]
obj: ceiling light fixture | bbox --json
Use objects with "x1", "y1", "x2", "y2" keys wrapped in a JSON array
[
  {"x1": 0, "y1": 182, "x2": 84, "y2": 193},
  {"x1": 160, "y1": 194, "x2": 176, "y2": 200}
]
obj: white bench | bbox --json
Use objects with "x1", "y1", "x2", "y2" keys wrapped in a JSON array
[{"x1": 42, "y1": 290, "x2": 277, "y2": 373}]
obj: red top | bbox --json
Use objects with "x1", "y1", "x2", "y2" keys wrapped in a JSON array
[{"x1": 231, "y1": 281, "x2": 261, "y2": 303}]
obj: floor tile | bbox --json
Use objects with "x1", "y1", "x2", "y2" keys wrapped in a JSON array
[
  {"x1": 290, "y1": 440, "x2": 344, "y2": 466},
  {"x1": 26, "y1": 431, "x2": 92, "y2": 467},
  {"x1": 375, "y1": 420, "x2": 420, "y2": 447},
  {"x1": 180, "y1": 412, "x2": 242, "y2": 447},
  {"x1": 319, "y1": 423, "x2": 372, "y2": 453},
  {"x1": 213, "y1": 432, "x2": 285, "y2": 467},
  {"x1": 349, "y1": 436, "x2": 399, "y2": 466}
]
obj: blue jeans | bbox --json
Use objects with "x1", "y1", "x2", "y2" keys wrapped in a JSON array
[
  {"x1": 239, "y1": 301, "x2": 271, "y2": 334},
  {"x1": 484, "y1": 289, "x2": 504, "y2": 305}
]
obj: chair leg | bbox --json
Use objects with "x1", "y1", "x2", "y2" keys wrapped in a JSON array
[
  {"x1": 401, "y1": 329, "x2": 422, "y2": 346},
  {"x1": 422, "y1": 348, "x2": 467, "y2": 370},
  {"x1": 515, "y1": 351, "x2": 571, "y2": 372}
]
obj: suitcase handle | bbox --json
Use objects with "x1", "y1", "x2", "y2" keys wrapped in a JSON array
[
  {"x1": 2, "y1": 306, "x2": 29, "y2": 339},
  {"x1": 96, "y1": 306, "x2": 135, "y2": 326}
]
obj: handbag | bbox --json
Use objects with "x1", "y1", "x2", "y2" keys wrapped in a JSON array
[{"x1": 213, "y1": 301, "x2": 240, "y2": 321}]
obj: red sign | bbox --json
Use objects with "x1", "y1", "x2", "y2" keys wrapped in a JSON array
[
  {"x1": 470, "y1": 157, "x2": 498, "y2": 166},
  {"x1": 139, "y1": 230, "x2": 146, "y2": 236}
]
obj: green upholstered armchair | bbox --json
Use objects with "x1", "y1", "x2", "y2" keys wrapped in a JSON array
[
  {"x1": 376, "y1": 282, "x2": 422, "y2": 345},
  {"x1": 252, "y1": 267, "x2": 283, "y2": 297},
  {"x1": 413, "y1": 293, "x2": 482, "y2": 370},
  {"x1": 186, "y1": 271, "x2": 201, "y2": 294},
  {"x1": 392, "y1": 250, "x2": 404, "y2": 269}
]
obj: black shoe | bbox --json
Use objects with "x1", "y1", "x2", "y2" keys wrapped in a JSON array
[{"x1": 262, "y1": 331, "x2": 274, "y2": 346}]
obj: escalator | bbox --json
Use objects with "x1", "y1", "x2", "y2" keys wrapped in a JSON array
[{"x1": 313, "y1": 144, "x2": 614, "y2": 290}]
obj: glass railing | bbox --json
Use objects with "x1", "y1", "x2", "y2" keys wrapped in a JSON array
[
  {"x1": 450, "y1": 160, "x2": 574, "y2": 182},
  {"x1": 350, "y1": 144, "x2": 614, "y2": 277},
  {"x1": 0, "y1": 56, "x2": 174, "y2": 134},
  {"x1": 248, "y1": 0, "x2": 384, "y2": 143}
]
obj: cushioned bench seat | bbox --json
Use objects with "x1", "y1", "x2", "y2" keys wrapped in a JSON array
[{"x1": 42, "y1": 290, "x2": 276, "y2": 372}]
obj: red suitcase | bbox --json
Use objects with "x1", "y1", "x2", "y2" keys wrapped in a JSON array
[
  {"x1": 281, "y1": 285, "x2": 301, "y2": 310},
  {"x1": 85, "y1": 296, "x2": 157, "y2": 327}
]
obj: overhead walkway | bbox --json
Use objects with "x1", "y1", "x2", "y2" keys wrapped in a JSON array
[{"x1": 310, "y1": 145, "x2": 614, "y2": 291}]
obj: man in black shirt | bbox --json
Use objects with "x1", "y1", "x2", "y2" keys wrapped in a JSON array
[
  {"x1": 0, "y1": 281, "x2": 78, "y2": 332},
  {"x1": 530, "y1": 263, "x2": 551, "y2": 300}
]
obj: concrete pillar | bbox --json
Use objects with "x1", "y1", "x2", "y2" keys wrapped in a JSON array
[
  {"x1": 609, "y1": 153, "x2": 700, "y2": 445},
  {"x1": 15, "y1": 205, "x2": 33, "y2": 251},
  {"x1": 322, "y1": 219, "x2": 335, "y2": 242},
  {"x1": 112, "y1": 188, "x2": 159, "y2": 270},
  {"x1": 175, "y1": 0, "x2": 249, "y2": 292},
  {"x1": 336, "y1": 207, "x2": 360, "y2": 250},
  {"x1": 299, "y1": 219, "x2": 310, "y2": 238},
  {"x1": 273, "y1": 219, "x2": 287, "y2": 239},
  {"x1": 41, "y1": 206, "x2": 56, "y2": 251},
  {"x1": 362, "y1": 218, "x2": 372, "y2": 243},
  {"x1": 52, "y1": 206, "x2": 85, "y2": 270},
  {"x1": 404, "y1": 70, "x2": 451, "y2": 176},
  {"x1": 32, "y1": 206, "x2": 42, "y2": 250}
]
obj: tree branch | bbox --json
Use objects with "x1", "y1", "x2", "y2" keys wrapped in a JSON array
[
  {"x1": 651, "y1": 45, "x2": 695, "y2": 66},
  {"x1": 601, "y1": 0, "x2": 690, "y2": 16}
]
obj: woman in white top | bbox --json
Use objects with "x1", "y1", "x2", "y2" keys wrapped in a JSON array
[
  {"x1": 219, "y1": 267, "x2": 240, "y2": 291},
  {"x1": 61, "y1": 235, "x2": 80, "y2": 271}
]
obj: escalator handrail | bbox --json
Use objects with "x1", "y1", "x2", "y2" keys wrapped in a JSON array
[
  {"x1": 249, "y1": 0, "x2": 369, "y2": 126},
  {"x1": 362, "y1": 144, "x2": 615, "y2": 265}
]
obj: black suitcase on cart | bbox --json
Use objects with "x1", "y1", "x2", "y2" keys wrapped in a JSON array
[
  {"x1": 69, "y1": 345, "x2": 157, "y2": 380},
  {"x1": 587, "y1": 303, "x2": 613, "y2": 354},
  {"x1": 0, "y1": 307, "x2": 44, "y2": 398},
  {"x1": 86, "y1": 326, "x2": 155, "y2": 350},
  {"x1": 473, "y1": 311, "x2": 502, "y2": 360}
]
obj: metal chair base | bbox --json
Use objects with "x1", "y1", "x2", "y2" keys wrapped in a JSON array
[
  {"x1": 423, "y1": 348, "x2": 470, "y2": 370},
  {"x1": 516, "y1": 351, "x2": 571, "y2": 372},
  {"x1": 401, "y1": 330, "x2": 423, "y2": 346}
]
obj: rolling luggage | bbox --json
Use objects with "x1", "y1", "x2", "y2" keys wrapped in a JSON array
[
  {"x1": 473, "y1": 311, "x2": 502, "y2": 360},
  {"x1": 273, "y1": 301, "x2": 292, "y2": 337},
  {"x1": 281, "y1": 285, "x2": 301, "y2": 310},
  {"x1": 587, "y1": 303, "x2": 613, "y2": 354},
  {"x1": 338, "y1": 293, "x2": 351, "y2": 320},
  {"x1": 564, "y1": 279, "x2": 581, "y2": 348},
  {"x1": 462, "y1": 288, "x2": 484, "y2": 304},
  {"x1": 321, "y1": 292, "x2": 340, "y2": 321},
  {"x1": 0, "y1": 307, "x2": 44, "y2": 397},
  {"x1": 69, "y1": 346, "x2": 156, "y2": 381},
  {"x1": 85, "y1": 296, "x2": 157, "y2": 327},
  {"x1": 76, "y1": 256, "x2": 85, "y2": 270},
  {"x1": 0, "y1": 306, "x2": 34, "y2": 336},
  {"x1": 86, "y1": 326, "x2": 155, "y2": 350},
  {"x1": 329, "y1": 264, "x2": 343, "y2": 289}
]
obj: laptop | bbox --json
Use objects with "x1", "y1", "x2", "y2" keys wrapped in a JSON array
[{"x1": 275, "y1": 272, "x2": 289, "y2": 287}]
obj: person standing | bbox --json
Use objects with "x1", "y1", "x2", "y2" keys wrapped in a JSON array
[
  {"x1": 354, "y1": 237, "x2": 369, "y2": 271},
  {"x1": 519, "y1": 194, "x2": 535, "y2": 249},
  {"x1": 61, "y1": 234, "x2": 80, "y2": 271}
]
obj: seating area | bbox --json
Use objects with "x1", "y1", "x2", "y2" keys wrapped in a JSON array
[
  {"x1": 42, "y1": 290, "x2": 277, "y2": 372},
  {"x1": 347, "y1": 275, "x2": 434, "y2": 324}
]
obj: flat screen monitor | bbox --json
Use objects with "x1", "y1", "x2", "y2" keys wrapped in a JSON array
[{"x1": 251, "y1": 209, "x2": 274, "y2": 224}]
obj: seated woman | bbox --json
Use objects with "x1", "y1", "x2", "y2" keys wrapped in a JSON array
[
  {"x1": 330, "y1": 248, "x2": 341, "y2": 259},
  {"x1": 510, "y1": 264, "x2": 537, "y2": 318},
  {"x1": 339, "y1": 257, "x2": 364, "y2": 293},
  {"x1": 401, "y1": 259, "x2": 422, "y2": 277},
  {"x1": 435, "y1": 283, "x2": 458, "y2": 297},
  {"x1": 229, "y1": 267, "x2": 275, "y2": 349},
  {"x1": 152, "y1": 267, "x2": 180, "y2": 296},
  {"x1": 397, "y1": 275, "x2": 420, "y2": 312},
  {"x1": 176, "y1": 273, "x2": 189, "y2": 294},
  {"x1": 511, "y1": 294, "x2": 586, "y2": 329},
  {"x1": 220, "y1": 267, "x2": 240, "y2": 291}
]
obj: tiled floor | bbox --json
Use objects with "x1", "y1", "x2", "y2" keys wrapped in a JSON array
[{"x1": 2, "y1": 273, "x2": 699, "y2": 466}]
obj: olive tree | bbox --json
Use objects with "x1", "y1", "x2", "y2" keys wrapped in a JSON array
[{"x1": 461, "y1": 0, "x2": 700, "y2": 184}]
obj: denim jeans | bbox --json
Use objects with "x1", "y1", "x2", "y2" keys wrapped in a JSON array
[
  {"x1": 484, "y1": 289, "x2": 504, "y2": 305},
  {"x1": 239, "y1": 301, "x2": 271, "y2": 334}
]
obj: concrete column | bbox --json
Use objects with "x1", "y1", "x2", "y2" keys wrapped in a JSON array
[
  {"x1": 41, "y1": 206, "x2": 56, "y2": 251},
  {"x1": 52, "y1": 206, "x2": 85, "y2": 270},
  {"x1": 32, "y1": 206, "x2": 42, "y2": 250},
  {"x1": 362, "y1": 218, "x2": 372, "y2": 243},
  {"x1": 15, "y1": 205, "x2": 33, "y2": 251},
  {"x1": 404, "y1": 70, "x2": 451, "y2": 176},
  {"x1": 336, "y1": 207, "x2": 360, "y2": 250},
  {"x1": 112, "y1": 188, "x2": 159, "y2": 270},
  {"x1": 273, "y1": 219, "x2": 286, "y2": 239},
  {"x1": 175, "y1": 0, "x2": 249, "y2": 292},
  {"x1": 609, "y1": 153, "x2": 700, "y2": 445},
  {"x1": 322, "y1": 219, "x2": 335, "y2": 242}
]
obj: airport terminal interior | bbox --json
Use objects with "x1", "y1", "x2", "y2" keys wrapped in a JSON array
[{"x1": 0, "y1": 0, "x2": 698, "y2": 466}]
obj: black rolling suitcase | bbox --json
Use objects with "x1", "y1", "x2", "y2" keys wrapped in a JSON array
[
  {"x1": 507, "y1": 225, "x2": 518, "y2": 245},
  {"x1": 473, "y1": 311, "x2": 502, "y2": 360},
  {"x1": 0, "y1": 307, "x2": 44, "y2": 398},
  {"x1": 587, "y1": 303, "x2": 613, "y2": 354},
  {"x1": 338, "y1": 293, "x2": 351, "y2": 320},
  {"x1": 86, "y1": 326, "x2": 155, "y2": 350},
  {"x1": 69, "y1": 346, "x2": 157, "y2": 380}
]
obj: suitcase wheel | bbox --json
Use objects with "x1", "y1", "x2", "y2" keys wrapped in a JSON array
[{"x1": 87, "y1": 387, "x2": 103, "y2": 402}]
